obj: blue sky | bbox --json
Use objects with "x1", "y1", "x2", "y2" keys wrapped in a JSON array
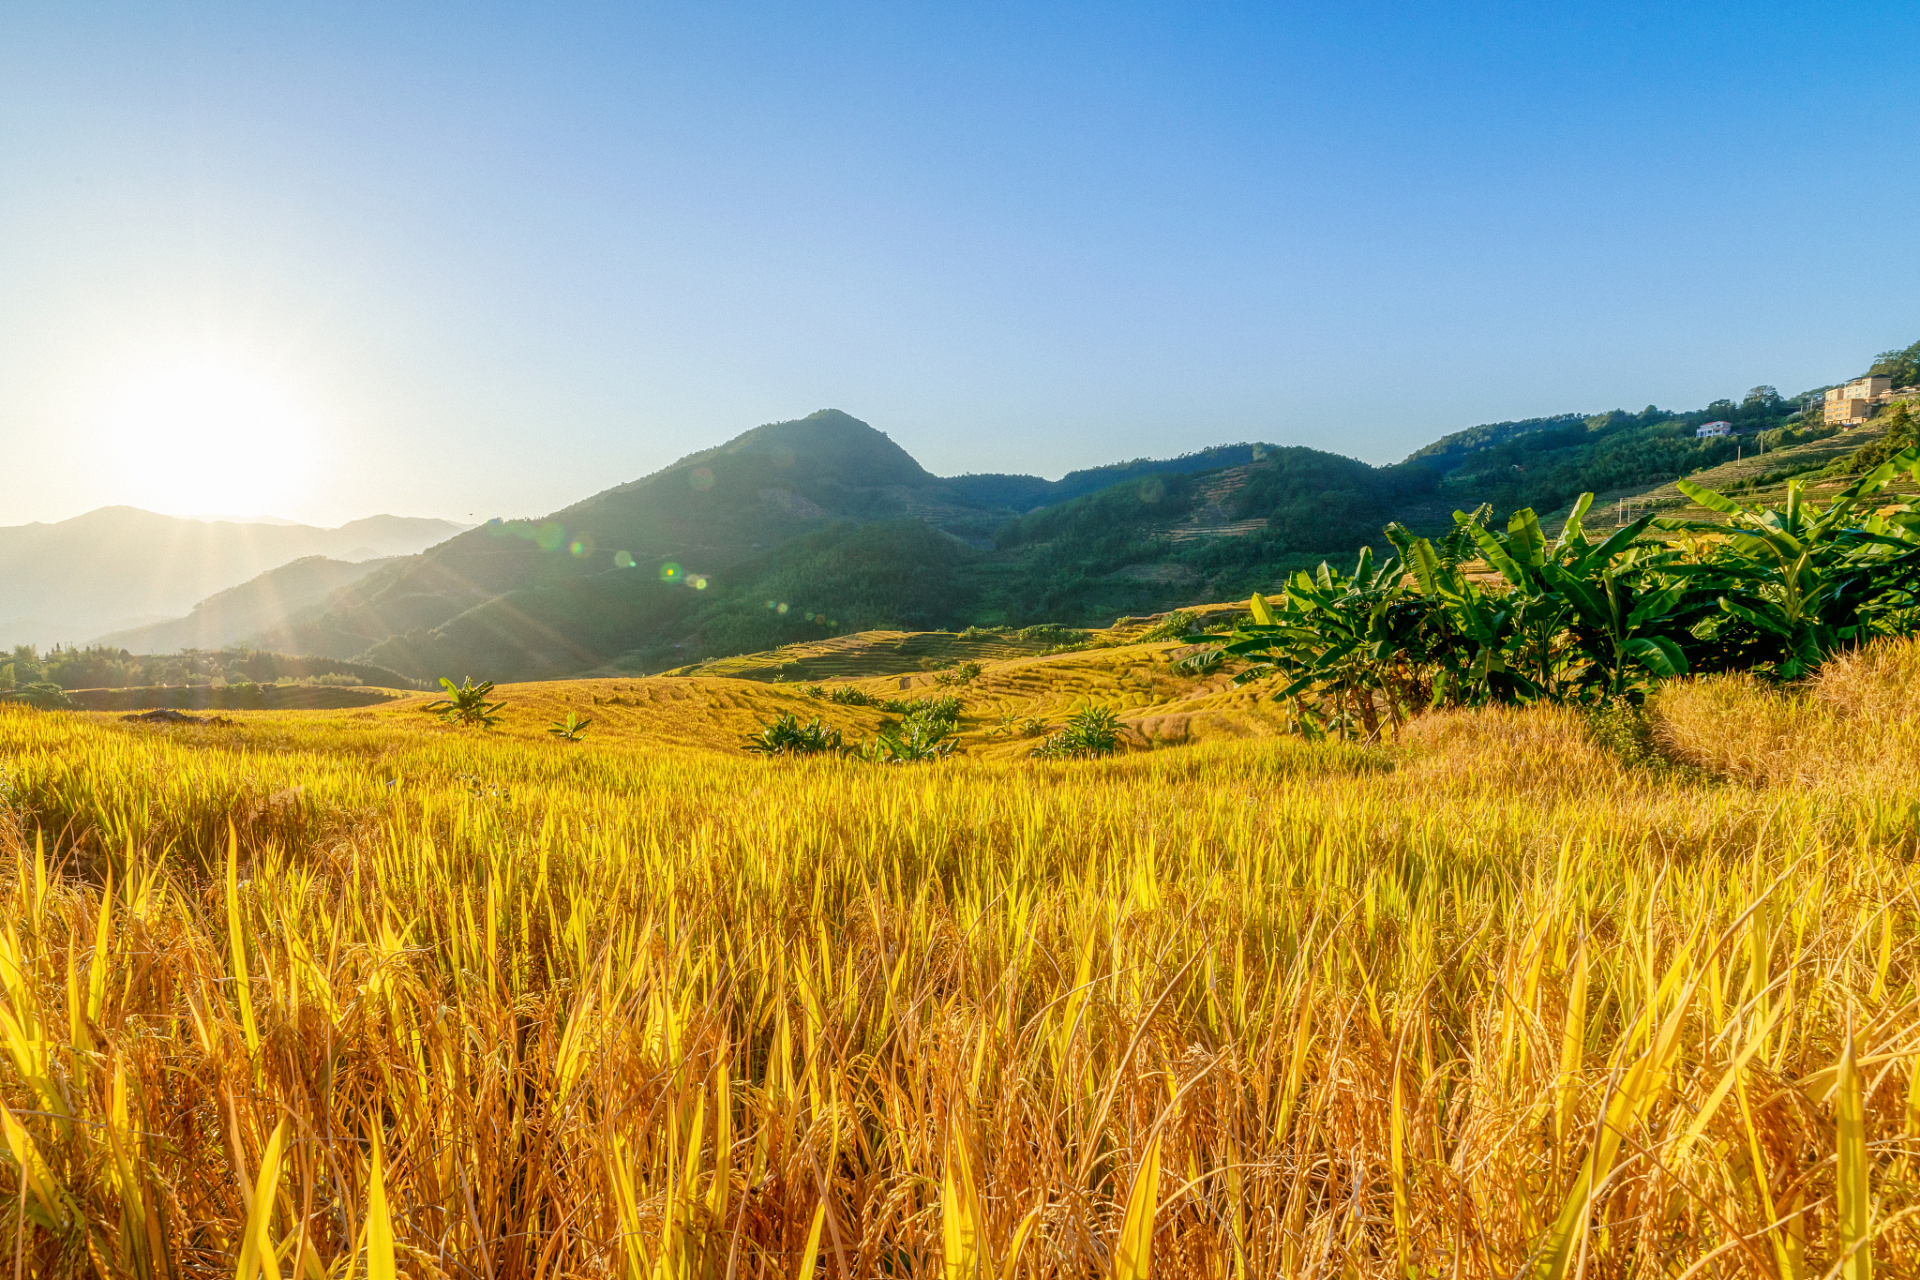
[{"x1": 1, "y1": 2, "x2": 1915, "y2": 526}]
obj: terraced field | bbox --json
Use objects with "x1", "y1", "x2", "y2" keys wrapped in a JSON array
[
  {"x1": 655, "y1": 627, "x2": 1057, "y2": 682},
  {"x1": 280, "y1": 611, "x2": 1283, "y2": 758}
]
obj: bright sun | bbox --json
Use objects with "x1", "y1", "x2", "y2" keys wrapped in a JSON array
[{"x1": 99, "y1": 355, "x2": 318, "y2": 518}]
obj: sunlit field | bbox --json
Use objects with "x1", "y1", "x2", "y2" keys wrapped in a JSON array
[{"x1": 3, "y1": 637, "x2": 1919, "y2": 1277}]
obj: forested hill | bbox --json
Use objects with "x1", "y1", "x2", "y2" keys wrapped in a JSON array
[
  {"x1": 1406, "y1": 388, "x2": 1819, "y2": 519},
  {"x1": 944, "y1": 443, "x2": 1270, "y2": 511}
]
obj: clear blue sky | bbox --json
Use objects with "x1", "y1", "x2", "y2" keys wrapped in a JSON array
[{"x1": 1, "y1": 2, "x2": 1915, "y2": 526}]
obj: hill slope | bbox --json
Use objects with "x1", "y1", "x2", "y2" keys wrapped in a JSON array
[
  {"x1": 91, "y1": 555, "x2": 401, "y2": 653},
  {"x1": 278, "y1": 413, "x2": 1397, "y2": 678}
]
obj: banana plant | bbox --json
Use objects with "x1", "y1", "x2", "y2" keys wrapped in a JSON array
[
  {"x1": 1463, "y1": 497, "x2": 1708, "y2": 701},
  {"x1": 1203, "y1": 546, "x2": 1436, "y2": 739},
  {"x1": 425, "y1": 676, "x2": 507, "y2": 728},
  {"x1": 1666, "y1": 448, "x2": 1920, "y2": 678},
  {"x1": 1384, "y1": 517, "x2": 1532, "y2": 707},
  {"x1": 546, "y1": 710, "x2": 592, "y2": 741},
  {"x1": 1185, "y1": 462, "x2": 1920, "y2": 737}
]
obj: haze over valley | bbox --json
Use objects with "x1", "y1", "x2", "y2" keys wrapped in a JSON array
[{"x1": 0, "y1": 508, "x2": 465, "y2": 648}]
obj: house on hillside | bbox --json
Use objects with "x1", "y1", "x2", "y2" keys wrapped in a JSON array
[
  {"x1": 1696, "y1": 421, "x2": 1732, "y2": 438},
  {"x1": 1824, "y1": 375, "x2": 1920, "y2": 426}
]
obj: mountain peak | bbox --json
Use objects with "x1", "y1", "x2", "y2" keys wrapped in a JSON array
[{"x1": 712, "y1": 410, "x2": 933, "y2": 486}]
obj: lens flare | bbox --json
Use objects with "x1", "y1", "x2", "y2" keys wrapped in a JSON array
[
  {"x1": 535, "y1": 523, "x2": 565, "y2": 552},
  {"x1": 614, "y1": 551, "x2": 635, "y2": 569},
  {"x1": 689, "y1": 467, "x2": 715, "y2": 491},
  {"x1": 660, "y1": 562, "x2": 682, "y2": 581}
]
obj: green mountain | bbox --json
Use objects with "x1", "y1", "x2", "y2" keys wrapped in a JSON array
[
  {"x1": 270, "y1": 411, "x2": 1326, "y2": 676},
  {"x1": 201, "y1": 347, "x2": 1901, "y2": 682},
  {"x1": 261, "y1": 412, "x2": 1006, "y2": 667}
]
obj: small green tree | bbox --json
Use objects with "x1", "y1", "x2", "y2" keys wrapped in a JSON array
[
  {"x1": 862, "y1": 717, "x2": 957, "y2": 762},
  {"x1": 1869, "y1": 339, "x2": 1920, "y2": 389},
  {"x1": 1834, "y1": 402, "x2": 1916, "y2": 475},
  {"x1": 425, "y1": 677, "x2": 507, "y2": 728},
  {"x1": 1031, "y1": 706, "x2": 1123, "y2": 759},
  {"x1": 933, "y1": 660, "x2": 983, "y2": 687}
]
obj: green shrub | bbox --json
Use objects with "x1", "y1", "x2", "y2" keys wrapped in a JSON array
[
  {"x1": 1015, "y1": 624, "x2": 1090, "y2": 646},
  {"x1": 0, "y1": 682, "x2": 72, "y2": 710},
  {"x1": 547, "y1": 711, "x2": 592, "y2": 742},
  {"x1": 1031, "y1": 706, "x2": 1123, "y2": 759},
  {"x1": 1585, "y1": 701, "x2": 1679, "y2": 772},
  {"x1": 745, "y1": 713, "x2": 846, "y2": 756},
  {"x1": 861, "y1": 717, "x2": 957, "y2": 763},
  {"x1": 880, "y1": 694, "x2": 963, "y2": 721},
  {"x1": 1136, "y1": 610, "x2": 1198, "y2": 643},
  {"x1": 827, "y1": 686, "x2": 880, "y2": 706}
]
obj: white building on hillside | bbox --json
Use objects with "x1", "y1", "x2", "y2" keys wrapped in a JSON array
[{"x1": 1696, "y1": 421, "x2": 1732, "y2": 438}]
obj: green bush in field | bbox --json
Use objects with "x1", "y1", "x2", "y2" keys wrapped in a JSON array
[
  {"x1": 1137, "y1": 610, "x2": 1199, "y2": 643},
  {"x1": 745, "y1": 713, "x2": 845, "y2": 756},
  {"x1": 861, "y1": 716, "x2": 957, "y2": 763},
  {"x1": 880, "y1": 694, "x2": 962, "y2": 720},
  {"x1": 1031, "y1": 706, "x2": 1123, "y2": 759},
  {"x1": 934, "y1": 661, "x2": 982, "y2": 687},
  {"x1": 1187, "y1": 450, "x2": 1920, "y2": 740},
  {"x1": 0, "y1": 682, "x2": 72, "y2": 711}
]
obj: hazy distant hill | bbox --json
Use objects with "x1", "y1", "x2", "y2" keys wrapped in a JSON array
[
  {"x1": 0, "y1": 508, "x2": 467, "y2": 648},
  {"x1": 91, "y1": 555, "x2": 401, "y2": 653}
]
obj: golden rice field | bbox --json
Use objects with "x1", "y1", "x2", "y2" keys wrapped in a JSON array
[{"x1": 3, "y1": 632, "x2": 1920, "y2": 1278}]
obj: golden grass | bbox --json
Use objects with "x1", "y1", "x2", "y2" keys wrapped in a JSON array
[
  {"x1": 1655, "y1": 636, "x2": 1920, "y2": 793},
  {"x1": 659, "y1": 629, "x2": 1055, "y2": 682},
  {"x1": 1, "y1": 638, "x2": 1919, "y2": 1276}
]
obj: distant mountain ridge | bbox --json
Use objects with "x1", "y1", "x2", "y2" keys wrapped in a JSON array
[
  {"x1": 263, "y1": 411, "x2": 1423, "y2": 677},
  {"x1": 0, "y1": 508, "x2": 468, "y2": 648},
  {"x1": 943, "y1": 443, "x2": 1273, "y2": 511}
]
